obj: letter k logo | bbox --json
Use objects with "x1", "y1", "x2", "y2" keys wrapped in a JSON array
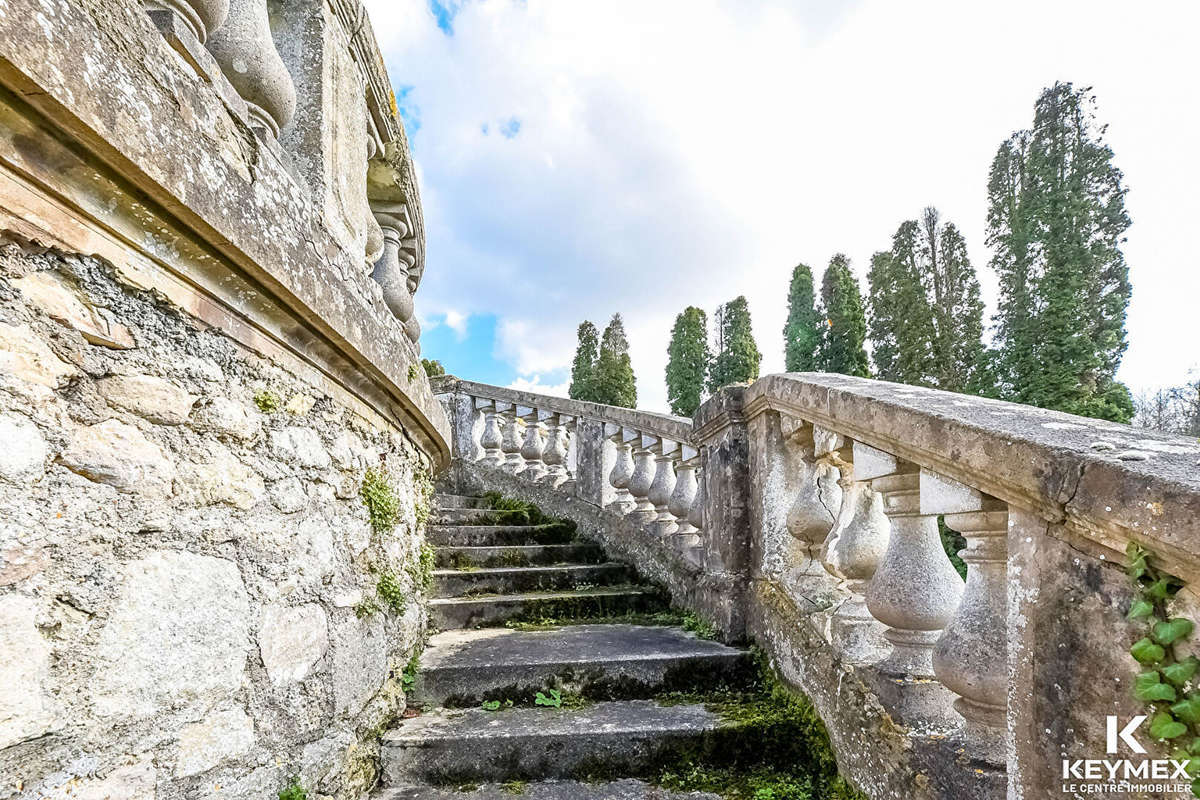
[{"x1": 1107, "y1": 715, "x2": 1147, "y2": 754}]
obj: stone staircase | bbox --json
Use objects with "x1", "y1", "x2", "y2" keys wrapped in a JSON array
[{"x1": 372, "y1": 493, "x2": 760, "y2": 799}]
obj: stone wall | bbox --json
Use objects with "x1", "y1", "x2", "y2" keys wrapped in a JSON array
[{"x1": 0, "y1": 242, "x2": 433, "y2": 800}]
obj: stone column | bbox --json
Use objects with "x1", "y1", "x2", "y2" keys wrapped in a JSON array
[
  {"x1": 477, "y1": 399, "x2": 504, "y2": 469},
  {"x1": 923, "y1": 470, "x2": 1008, "y2": 758},
  {"x1": 606, "y1": 425, "x2": 635, "y2": 513},
  {"x1": 627, "y1": 434, "x2": 657, "y2": 522},
  {"x1": 499, "y1": 404, "x2": 525, "y2": 474},
  {"x1": 648, "y1": 439, "x2": 679, "y2": 536},
  {"x1": 669, "y1": 446, "x2": 701, "y2": 554},
  {"x1": 540, "y1": 413, "x2": 570, "y2": 488},
  {"x1": 369, "y1": 203, "x2": 415, "y2": 325},
  {"x1": 859, "y1": 443, "x2": 963, "y2": 724},
  {"x1": 517, "y1": 407, "x2": 545, "y2": 480},
  {"x1": 681, "y1": 465, "x2": 705, "y2": 569},
  {"x1": 819, "y1": 429, "x2": 890, "y2": 664},
  {"x1": 206, "y1": 0, "x2": 296, "y2": 137},
  {"x1": 143, "y1": 0, "x2": 228, "y2": 43},
  {"x1": 782, "y1": 416, "x2": 842, "y2": 596},
  {"x1": 560, "y1": 416, "x2": 578, "y2": 493}
]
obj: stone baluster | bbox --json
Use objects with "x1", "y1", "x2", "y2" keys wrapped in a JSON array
[
  {"x1": 142, "y1": 0, "x2": 228, "y2": 44},
  {"x1": 517, "y1": 407, "x2": 545, "y2": 480},
  {"x1": 369, "y1": 203, "x2": 415, "y2": 326},
  {"x1": 605, "y1": 425, "x2": 636, "y2": 513},
  {"x1": 498, "y1": 404, "x2": 524, "y2": 474},
  {"x1": 648, "y1": 440, "x2": 679, "y2": 536},
  {"x1": 923, "y1": 470, "x2": 1008, "y2": 756},
  {"x1": 669, "y1": 445, "x2": 701, "y2": 555},
  {"x1": 206, "y1": 0, "x2": 296, "y2": 138},
  {"x1": 782, "y1": 416, "x2": 842, "y2": 595},
  {"x1": 627, "y1": 434, "x2": 657, "y2": 521},
  {"x1": 560, "y1": 416, "x2": 578, "y2": 493},
  {"x1": 540, "y1": 412, "x2": 569, "y2": 487},
  {"x1": 476, "y1": 398, "x2": 503, "y2": 469},
  {"x1": 859, "y1": 443, "x2": 964, "y2": 724}
]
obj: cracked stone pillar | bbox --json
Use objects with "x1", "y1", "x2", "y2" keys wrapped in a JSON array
[
  {"x1": 782, "y1": 416, "x2": 842, "y2": 597},
  {"x1": 648, "y1": 439, "x2": 679, "y2": 536},
  {"x1": 206, "y1": 0, "x2": 296, "y2": 137},
  {"x1": 681, "y1": 465, "x2": 705, "y2": 569},
  {"x1": 669, "y1": 445, "x2": 701, "y2": 554}
]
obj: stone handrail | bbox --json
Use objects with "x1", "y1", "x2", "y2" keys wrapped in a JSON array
[{"x1": 436, "y1": 371, "x2": 1200, "y2": 799}]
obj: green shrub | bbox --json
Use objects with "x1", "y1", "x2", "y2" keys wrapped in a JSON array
[
  {"x1": 278, "y1": 778, "x2": 307, "y2": 800},
  {"x1": 360, "y1": 466, "x2": 401, "y2": 534},
  {"x1": 377, "y1": 570, "x2": 407, "y2": 614}
]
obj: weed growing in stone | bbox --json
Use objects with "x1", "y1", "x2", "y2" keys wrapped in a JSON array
[
  {"x1": 481, "y1": 699, "x2": 512, "y2": 711},
  {"x1": 377, "y1": 570, "x2": 407, "y2": 614},
  {"x1": 354, "y1": 598, "x2": 381, "y2": 619},
  {"x1": 414, "y1": 468, "x2": 435, "y2": 529},
  {"x1": 254, "y1": 388, "x2": 282, "y2": 414},
  {"x1": 409, "y1": 542, "x2": 436, "y2": 594},
  {"x1": 277, "y1": 778, "x2": 307, "y2": 800},
  {"x1": 407, "y1": 363, "x2": 419, "y2": 382},
  {"x1": 534, "y1": 688, "x2": 563, "y2": 708},
  {"x1": 402, "y1": 650, "x2": 421, "y2": 691},
  {"x1": 681, "y1": 610, "x2": 720, "y2": 640},
  {"x1": 360, "y1": 466, "x2": 401, "y2": 534},
  {"x1": 499, "y1": 779, "x2": 528, "y2": 795}
]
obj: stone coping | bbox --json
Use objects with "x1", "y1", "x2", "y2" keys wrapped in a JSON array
[
  {"x1": 433, "y1": 377, "x2": 693, "y2": 442},
  {"x1": 739, "y1": 372, "x2": 1200, "y2": 576},
  {"x1": 0, "y1": 0, "x2": 448, "y2": 465}
]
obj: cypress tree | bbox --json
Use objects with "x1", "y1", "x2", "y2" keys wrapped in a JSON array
[
  {"x1": 924, "y1": 210, "x2": 988, "y2": 394},
  {"x1": 568, "y1": 321, "x2": 599, "y2": 401},
  {"x1": 783, "y1": 263, "x2": 823, "y2": 372},
  {"x1": 592, "y1": 314, "x2": 637, "y2": 408},
  {"x1": 866, "y1": 222, "x2": 935, "y2": 385},
  {"x1": 665, "y1": 306, "x2": 710, "y2": 417},
  {"x1": 707, "y1": 296, "x2": 761, "y2": 392},
  {"x1": 989, "y1": 83, "x2": 1133, "y2": 422},
  {"x1": 819, "y1": 255, "x2": 869, "y2": 377}
]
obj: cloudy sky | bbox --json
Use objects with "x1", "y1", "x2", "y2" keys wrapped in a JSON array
[{"x1": 364, "y1": 0, "x2": 1200, "y2": 413}]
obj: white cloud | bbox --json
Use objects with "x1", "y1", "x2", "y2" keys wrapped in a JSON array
[
  {"x1": 507, "y1": 374, "x2": 570, "y2": 398},
  {"x1": 442, "y1": 309, "x2": 469, "y2": 340},
  {"x1": 367, "y1": 0, "x2": 1200, "y2": 411}
]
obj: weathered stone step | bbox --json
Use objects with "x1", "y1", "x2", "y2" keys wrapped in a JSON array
[
  {"x1": 429, "y1": 523, "x2": 576, "y2": 548},
  {"x1": 375, "y1": 779, "x2": 719, "y2": 799},
  {"x1": 431, "y1": 506, "x2": 517, "y2": 524},
  {"x1": 434, "y1": 544, "x2": 606, "y2": 569},
  {"x1": 411, "y1": 624, "x2": 753, "y2": 707},
  {"x1": 432, "y1": 563, "x2": 632, "y2": 597},
  {"x1": 428, "y1": 587, "x2": 664, "y2": 630},
  {"x1": 432, "y1": 494, "x2": 487, "y2": 510},
  {"x1": 381, "y1": 700, "x2": 719, "y2": 785}
]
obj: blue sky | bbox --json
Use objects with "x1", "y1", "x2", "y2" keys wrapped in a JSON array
[{"x1": 365, "y1": 0, "x2": 1200, "y2": 411}]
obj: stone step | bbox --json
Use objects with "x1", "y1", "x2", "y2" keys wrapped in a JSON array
[
  {"x1": 432, "y1": 494, "x2": 487, "y2": 510},
  {"x1": 428, "y1": 587, "x2": 664, "y2": 630},
  {"x1": 375, "y1": 780, "x2": 720, "y2": 799},
  {"x1": 410, "y1": 624, "x2": 753, "y2": 707},
  {"x1": 428, "y1": 524, "x2": 576, "y2": 548},
  {"x1": 381, "y1": 700, "x2": 720, "y2": 785},
  {"x1": 432, "y1": 506, "x2": 528, "y2": 524},
  {"x1": 434, "y1": 544, "x2": 606, "y2": 570},
  {"x1": 433, "y1": 563, "x2": 632, "y2": 597}
]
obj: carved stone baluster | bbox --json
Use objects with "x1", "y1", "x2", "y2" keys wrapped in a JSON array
[
  {"x1": 669, "y1": 446, "x2": 700, "y2": 553},
  {"x1": 923, "y1": 470, "x2": 1008, "y2": 757},
  {"x1": 143, "y1": 0, "x2": 228, "y2": 43},
  {"x1": 682, "y1": 465, "x2": 705, "y2": 569},
  {"x1": 370, "y1": 203, "x2": 415, "y2": 325},
  {"x1": 540, "y1": 412, "x2": 569, "y2": 487},
  {"x1": 517, "y1": 407, "x2": 545, "y2": 480},
  {"x1": 648, "y1": 440, "x2": 679, "y2": 536},
  {"x1": 819, "y1": 429, "x2": 890, "y2": 664},
  {"x1": 499, "y1": 404, "x2": 524, "y2": 474},
  {"x1": 206, "y1": 0, "x2": 296, "y2": 138},
  {"x1": 606, "y1": 425, "x2": 635, "y2": 513},
  {"x1": 559, "y1": 416, "x2": 578, "y2": 493},
  {"x1": 782, "y1": 417, "x2": 842, "y2": 596},
  {"x1": 476, "y1": 398, "x2": 503, "y2": 468},
  {"x1": 627, "y1": 434, "x2": 657, "y2": 522},
  {"x1": 859, "y1": 443, "x2": 964, "y2": 724}
]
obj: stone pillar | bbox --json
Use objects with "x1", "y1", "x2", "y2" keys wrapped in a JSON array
[
  {"x1": 560, "y1": 416, "x2": 578, "y2": 493},
  {"x1": 370, "y1": 204, "x2": 415, "y2": 325},
  {"x1": 682, "y1": 465, "x2": 705, "y2": 569},
  {"x1": 819, "y1": 429, "x2": 890, "y2": 664},
  {"x1": 477, "y1": 400, "x2": 504, "y2": 469},
  {"x1": 648, "y1": 439, "x2": 679, "y2": 536},
  {"x1": 858, "y1": 443, "x2": 963, "y2": 724},
  {"x1": 444, "y1": 390, "x2": 477, "y2": 462},
  {"x1": 206, "y1": 0, "x2": 296, "y2": 137},
  {"x1": 782, "y1": 416, "x2": 842, "y2": 595},
  {"x1": 499, "y1": 404, "x2": 524, "y2": 474},
  {"x1": 605, "y1": 424, "x2": 635, "y2": 513},
  {"x1": 627, "y1": 434, "x2": 657, "y2": 521},
  {"x1": 143, "y1": 0, "x2": 228, "y2": 43},
  {"x1": 540, "y1": 413, "x2": 570, "y2": 488},
  {"x1": 570, "y1": 417, "x2": 606, "y2": 507},
  {"x1": 669, "y1": 446, "x2": 701, "y2": 554},
  {"x1": 923, "y1": 470, "x2": 1008, "y2": 759},
  {"x1": 517, "y1": 407, "x2": 545, "y2": 480}
]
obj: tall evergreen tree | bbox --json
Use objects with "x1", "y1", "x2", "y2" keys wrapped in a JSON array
[
  {"x1": 988, "y1": 83, "x2": 1134, "y2": 422},
  {"x1": 866, "y1": 223, "x2": 935, "y2": 385},
  {"x1": 708, "y1": 296, "x2": 761, "y2": 392},
  {"x1": 783, "y1": 263, "x2": 823, "y2": 372},
  {"x1": 819, "y1": 255, "x2": 869, "y2": 377},
  {"x1": 923, "y1": 209, "x2": 988, "y2": 394},
  {"x1": 591, "y1": 314, "x2": 638, "y2": 408},
  {"x1": 568, "y1": 321, "x2": 599, "y2": 401},
  {"x1": 665, "y1": 306, "x2": 710, "y2": 416}
]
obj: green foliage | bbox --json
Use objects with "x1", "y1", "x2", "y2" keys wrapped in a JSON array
[
  {"x1": 481, "y1": 699, "x2": 512, "y2": 711},
  {"x1": 783, "y1": 263, "x2": 823, "y2": 373},
  {"x1": 569, "y1": 320, "x2": 600, "y2": 401},
  {"x1": 414, "y1": 468, "x2": 434, "y2": 530},
  {"x1": 409, "y1": 542, "x2": 437, "y2": 594},
  {"x1": 938, "y1": 519, "x2": 968, "y2": 580},
  {"x1": 818, "y1": 255, "x2": 869, "y2": 378},
  {"x1": 666, "y1": 306, "x2": 711, "y2": 416},
  {"x1": 481, "y1": 492, "x2": 551, "y2": 526},
  {"x1": 278, "y1": 778, "x2": 307, "y2": 800},
  {"x1": 988, "y1": 83, "x2": 1133, "y2": 422},
  {"x1": 500, "y1": 780, "x2": 528, "y2": 795},
  {"x1": 1123, "y1": 542, "x2": 1200, "y2": 796},
  {"x1": 354, "y1": 598, "x2": 381, "y2": 619},
  {"x1": 406, "y1": 364, "x2": 419, "y2": 382},
  {"x1": 681, "y1": 610, "x2": 719, "y2": 641},
  {"x1": 708, "y1": 296, "x2": 762, "y2": 393},
  {"x1": 591, "y1": 314, "x2": 638, "y2": 408},
  {"x1": 254, "y1": 388, "x2": 282, "y2": 414},
  {"x1": 534, "y1": 688, "x2": 563, "y2": 708},
  {"x1": 401, "y1": 650, "x2": 421, "y2": 690},
  {"x1": 422, "y1": 358, "x2": 446, "y2": 377},
  {"x1": 360, "y1": 466, "x2": 401, "y2": 534},
  {"x1": 377, "y1": 570, "x2": 407, "y2": 614}
]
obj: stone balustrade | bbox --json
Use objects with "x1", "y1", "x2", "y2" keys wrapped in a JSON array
[{"x1": 436, "y1": 372, "x2": 1200, "y2": 800}]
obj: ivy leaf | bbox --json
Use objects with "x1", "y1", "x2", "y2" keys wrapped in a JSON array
[
  {"x1": 1128, "y1": 598, "x2": 1156, "y2": 620},
  {"x1": 1149, "y1": 711, "x2": 1188, "y2": 740},
  {"x1": 1155, "y1": 618, "x2": 1196, "y2": 646},
  {"x1": 1128, "y1": 552, "x2": 1149, "y2": 581},
  {"x1": 1146, "y1": 579, "x2": 1173, "y2": 601},
  {"x1": 1192, "y1": 777, "x2": 1200, "y2": 800},
  {"x1": 1135, "y1": 671, "x2": 1178, "y2": 702},
  {"x1": 1165, "y1": 657, "x2": 1200, "y2": 687},
  {"x1": 1172, "y1": 697, "x2": 1200, "y2": 725},
  {"x1": 1185, "y1": 759, "x2": 1200, "y2": 780},
  {"x1": 1190, "y1": 737, "x2": 1200, "y2": 755},
  {"x1": 481, "y1": 700, "x2": 501, "y2": 711},
  {"x1": 1133, "y1": 637, "x2": 1167, "y2": 665}
]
